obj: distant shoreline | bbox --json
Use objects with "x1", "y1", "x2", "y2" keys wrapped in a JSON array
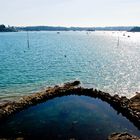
[
  {"x1": 16, "y1": 26, "x2": 134, "y2": 31},
  {"x1": 1, "y1": 24, "x2": 138, "y2": 32},
  {"x1": 129, "y1": 27, "x2": 140, "y2": 32},
  {"x1": 0, "y1": 24, "x2": 17, "y2": 32}
]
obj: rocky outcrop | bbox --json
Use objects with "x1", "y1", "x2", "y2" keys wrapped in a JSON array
[
  {"x1": 129, "y1": 93, "x2": 140, "y2": 111},
  {"x1": 0, "y1": 81, "x2": 140, "y2": 131},
  {"x1": 0, "y1": 81, "x2": 82, "y2": 121},
  {"x1": 108, "y1": 132, "x2": 140, "y2": 140}
]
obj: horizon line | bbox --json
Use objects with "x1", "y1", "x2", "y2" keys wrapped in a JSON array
[{"x1": 1, "y1": 24, "x2": 140, "y2": 28}]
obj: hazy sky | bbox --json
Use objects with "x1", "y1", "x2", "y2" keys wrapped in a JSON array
[{"x1": 0, "y1": 0, "x2": 140, "y2": 27}]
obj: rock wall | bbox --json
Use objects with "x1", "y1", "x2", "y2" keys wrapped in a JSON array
[{"x1": 0, "y1": 81, "x2": 140, "y2": 131}]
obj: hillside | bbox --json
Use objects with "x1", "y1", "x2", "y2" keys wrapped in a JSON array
[
  {"x1": 0, "y1": 25, "x2": 17, "y2": 32},
  {"x1": 130, "y1": 27, "x2": 140, "y2": 32}
]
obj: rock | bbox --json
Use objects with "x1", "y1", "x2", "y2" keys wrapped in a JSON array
[
  {"x1": 16, "y1": 137, "x2": 24, "y2": 140},
  {"x1": 0, "y1": 81, "x2": 81, "y2": 121},
  {"x1": 72, "y1": 121, "x2": 78, "y2": 125},
  {"x1": 64, "y1": 80, "x2": 80, "y2": 87},
  {"x1": 0, "y1": 137, "x2": 24, "y2": 140},
  {"x1": 108, "y1": 132, "x2": 140, "y2": 140},
  {"x1": 129, "y1": 93, "x2": 140, "y2": 111},
  {"x1": 0, "y1": 80, "x2": 140, "y2": 132}
]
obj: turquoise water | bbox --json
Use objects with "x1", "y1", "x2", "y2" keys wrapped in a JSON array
[
  {"x1": 0, "y1": 95, "x2": 140, "y2": 139},
  {"x1": 0, "y1": 31, "x2": 140, "y2": 101}
]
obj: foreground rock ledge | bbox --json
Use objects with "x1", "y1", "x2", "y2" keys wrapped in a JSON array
[
  {"x1": 0, "y1": 80, "x2": 140, "y2": 131},
  {"x1": 108, "y1": 132, "x2": 140, "y2": 140}
]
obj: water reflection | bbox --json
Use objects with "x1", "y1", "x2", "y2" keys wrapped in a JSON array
[{"x1": 0, "y1": 95, "x2": 140, "y2": 139}]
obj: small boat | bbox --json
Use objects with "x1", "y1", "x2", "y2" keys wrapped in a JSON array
[{"x1": 57, "y1": 32, "x2": 60, "y2": 34}]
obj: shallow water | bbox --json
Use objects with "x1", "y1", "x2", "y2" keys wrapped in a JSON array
[
  {"x1": 0, "y1": 95, "x2": 139, "y2": 139},
  {"x1": 0, "y1": 31, "x2": 140, "y2": 100}
]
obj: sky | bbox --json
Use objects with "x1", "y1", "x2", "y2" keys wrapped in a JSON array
[{"x1": 0, "y1": 0, "x2": 140, "y2": 27}]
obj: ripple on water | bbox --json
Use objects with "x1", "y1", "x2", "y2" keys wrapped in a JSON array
[{"x1": 0, "y1": 31, "x2": 140, "y2": 100}]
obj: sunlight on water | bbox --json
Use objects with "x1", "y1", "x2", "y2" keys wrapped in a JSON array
[{"x1": 0, "y1": 31, "x2": 140, "y2": 101}]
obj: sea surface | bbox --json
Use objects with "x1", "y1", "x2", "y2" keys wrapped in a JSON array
[
  {"x1": 0, "y1": 31, "x2": 140, "y2": 101},
  {"x1": 0, "y1": 95, "x2": 140, "y2": 139}
]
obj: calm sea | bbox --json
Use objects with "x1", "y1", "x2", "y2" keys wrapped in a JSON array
[{"x1": 0, "y1": 31, "x2": 140, "y2": 101}]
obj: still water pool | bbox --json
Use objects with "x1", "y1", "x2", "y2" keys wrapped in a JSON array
[{"x1": 0, "y1": 95, "x2": 139, "y2": 139}]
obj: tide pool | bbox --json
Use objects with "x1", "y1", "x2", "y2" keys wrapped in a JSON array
[{"x1": 0, "y1": 95, "x2": 140, "y2": 139}]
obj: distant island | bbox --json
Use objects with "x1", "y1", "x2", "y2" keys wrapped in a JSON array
[
  {"x1": 0, "y1": 24, "x2": 17, "y2": 32},
  {"x1": 0, "y1": 24, "x2": 136, "y2": 32},
  {"x1": 129, "y1": 27, "x2": 140, "y2": 32},
  {"x1": 16, "y1": 26, "x2": 133, "y2": 31},
  {"x1": 16, "y1": 26, "x2": 96, "y2": 31},
  {"x1": 94, "y1": 26, "x2": 133, "y2": 31}
]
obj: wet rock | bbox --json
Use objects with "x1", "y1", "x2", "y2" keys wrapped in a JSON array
[
  {"x1": 64, "y1": 80, "x2": 80, "y2": 87},
  {"x1": 16, "y1": 137, "x2": 24, "y2": 140},
  {"x1": 0, "y1": 80, "x2": 140, "y2": 132},
  {"x1": 129, "y1": 93, "x2": 140, "y2": 111},
  {"x1": 0, "y1": 81, "x2": 81, "y2": 121},
  {"x1": 72, "y1": 121, "x2": 78, "y2": 125},
  {"x1": 107, "y1": 132, "x2": 140, "y2": 140},
  {"x1": 0, "y1": 137, "x2": 24, "y2": 140}
]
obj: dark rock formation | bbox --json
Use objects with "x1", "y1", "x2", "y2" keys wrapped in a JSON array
[
  {"x1": 108, "y1": 132, "x2": 140, "y2": 140},
  {"x1": 0, "y1": 81, "x2": 140, "y2": 131},
  {"x1": 0, "y1": 81, "x2": 81, "y2": 121}
]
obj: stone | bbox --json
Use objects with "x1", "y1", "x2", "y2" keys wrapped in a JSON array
[
  {"x1": 129, "y1": 93, "x2": 140, "y2": 111},
  {"x1": 0, "y1": 80, "x2": 140, "y2": 133},
  {"x1": 108, "y1": 132, "x2": 140, "y2": 140}
]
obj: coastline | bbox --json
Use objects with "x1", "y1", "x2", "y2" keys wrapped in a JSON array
[{"x1": 0, "y1": 81, "x2": 140, "y2": 139}]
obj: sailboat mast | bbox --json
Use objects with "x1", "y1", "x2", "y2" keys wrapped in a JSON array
[
  {"x1": 27, "y1": 31, "x2": 30, "y2": 48},
  {"x1": 117, "y1": 36, "x2": 119, "y2": 46}
]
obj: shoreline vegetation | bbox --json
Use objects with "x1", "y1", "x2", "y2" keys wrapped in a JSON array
[
  {"x1": 16, "y1": 26, "x2": 133, "y2": 31},
  {"x1": 1, "y1": 24, "x2": 140, "y2": 32},
  {"x1": 129, "y1": 27, "x2": 140, "y2": 32},
  {"x1": 0, "y1": 24, "x2": 17, "y2": 32},
  {"x1": 0, "y1": 81, "x2": 140, "y2": 139}
]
